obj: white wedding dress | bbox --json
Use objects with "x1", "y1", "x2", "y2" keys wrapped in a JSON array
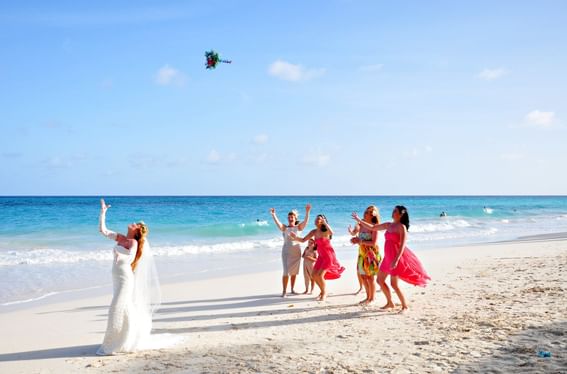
[{"x1": 97, "y1": 211, "x2": 179, "y2": 356}]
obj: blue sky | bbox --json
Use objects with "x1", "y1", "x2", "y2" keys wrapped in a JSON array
[{"x1": 1, "y1": 1, "x2": 566, "y2": 195}]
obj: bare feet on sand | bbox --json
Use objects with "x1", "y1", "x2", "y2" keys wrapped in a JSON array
[{"x1": 380, "y1": 302, "x2": 395, "y2": 310}]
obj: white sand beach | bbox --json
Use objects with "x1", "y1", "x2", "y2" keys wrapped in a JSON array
[{"x1": 1, "y1": 237, "x2": 565, "y2": 373}]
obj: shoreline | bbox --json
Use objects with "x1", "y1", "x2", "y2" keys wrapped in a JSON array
[
  {"x1": 3, "y1": 230, "x2": 567, "y2": 314},
  {"x1": 1, "y1": 237, "x2": 566, "y2": 373}
]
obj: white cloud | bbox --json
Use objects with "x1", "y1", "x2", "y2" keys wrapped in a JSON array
[
  {"x1": 303, "y1": 150, "x2": 331, "y2": 167},
  {"x1": 253, "y1": 134, "x2": 269, "y2": 145},
  {"x1": 525, "y1": 110, "x2": 555, "y2": 127},
  {"x1": 268, "y1": 60, "x2": 325, "y2": 82},
  {"x1": 500, "y1": 153, "x2": 523, "y2": 161},
  {"x1": 206, "y1": 149, "x2": 221, "y2": 164},
  {"x1": 477, "y1": 68, "x2": 508, "y2": 81},
  {"x1": 155, "y1": 64, "x2": 186, "y2": 86},
  {"x1": 359, "y1": 64, "x2": 384, "y2": 72},
  {"x1": 425, "y1": 145, "x2": 433, "y2": 153}
]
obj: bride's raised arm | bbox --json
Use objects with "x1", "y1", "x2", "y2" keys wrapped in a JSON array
[{"x1": 99, "y1": 199, "x2": 118, "y2": 241}]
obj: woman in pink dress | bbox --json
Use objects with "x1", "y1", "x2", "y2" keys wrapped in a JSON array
[
  {"x1": 291, "y1": 215, "x2": 345, "y2": 301},
  {"x1": 352, "y1": 206, "x2": 430, "y2": 312}
]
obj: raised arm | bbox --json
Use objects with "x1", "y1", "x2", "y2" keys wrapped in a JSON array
[
  {"x1": 348, "y1": 223, "x2": 360, "y2": 236},
  {"x1": 323, "y1": 220, "x2": 334, "y2": 237},
  {"x1": 99, "y1": 199, "x2": 118, "y2": 241},
  {"x1": 352, "y1": 212, "x2": 390, "y2": 232},
  {"x1": 290, "y1": 229, "x2": 316, "y2": 243},
  {"x1": 269, "y1": 208, "x2": 286, "y2": 232},
  {"x1": 297, "y1": 203, "x2": 312, "y2": 231}
]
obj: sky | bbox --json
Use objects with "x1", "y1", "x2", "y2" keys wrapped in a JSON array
[{"x1": 1, "y1": 0, "x2": 566, "y2": 195}]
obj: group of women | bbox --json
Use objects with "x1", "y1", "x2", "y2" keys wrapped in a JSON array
[
  {"x1": 271, "y1": 204, "x2": 431, "y2": 310},
  {"x1": 95, "y1": 199, "x2": 430, "y2": 356}
]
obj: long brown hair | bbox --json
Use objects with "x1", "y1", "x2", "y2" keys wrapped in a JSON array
[{"x1": 131, "y1": 221, "x2": 148, "y2": 271}]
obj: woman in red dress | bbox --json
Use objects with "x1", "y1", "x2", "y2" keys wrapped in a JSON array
[
  {"x1": 291, "y1": 214, "x2": 345, "y2": 301},
  {"x1": 352, "y1": 206, "x2": 430, "y2": 312}
]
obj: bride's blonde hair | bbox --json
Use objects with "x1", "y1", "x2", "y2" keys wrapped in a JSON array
[{"x1": 131, "y1": 221, "x2": 148, "y2": 271}]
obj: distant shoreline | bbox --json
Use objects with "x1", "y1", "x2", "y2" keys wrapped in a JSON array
[{"x1": 2, "y1": 195, "x2": 567, "y2": 198}]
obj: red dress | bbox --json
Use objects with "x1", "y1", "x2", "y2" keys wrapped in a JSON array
[
  {"x1": 379, "y1": 231, "x2": 430, "y2": 287},
  {"x1": 313, "y1": 238, "x2": 345, "y2": 280}
]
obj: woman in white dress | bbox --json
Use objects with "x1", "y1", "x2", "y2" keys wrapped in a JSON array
[
  {"x1": 269, "y1": 204, "x2": 311, "y2": 297},
  {"x1": 97, "y1": 198, "x2": 161, "y2": 356}
]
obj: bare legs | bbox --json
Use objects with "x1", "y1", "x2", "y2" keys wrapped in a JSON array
[
  {"x1": 377, "y1": 272, "x2": 395, "y2": 309},
  {"x1": 282, "y1": 274, "x2": 299, "y2": 297},
  {"x1": 313, "y1": 270, "x2": 327, "y2": 301},
  {"x1": 359, "y1": 275, "x2": 377, "y2": 305},
  {"x1": 303, "y1": 276, "x2": 315, "y2": 294},
  {"x1": 390, "y1": 276, "x2": 408, "y2": 311},
  {"x1": 355, "y1": 272, "x2": 364, "y2": 295},
  {"x1": 290, "y1": 275, "x2": 297, "y2": 294},
  {"x1": 303, "y1": 265, "x2": 314, "y2": 294},
  {"x1": 281, "y1": 275, "x2": 289, "y2": 297}
]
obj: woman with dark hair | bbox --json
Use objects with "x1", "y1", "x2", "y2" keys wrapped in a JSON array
[
  {"x1": 291, "y1": 214, "x2": 345, "y2": 301},
  {"x1": 352, "y1": 205, "x2": 430, "y2": 312},
  {"x1": 270, "y1": 204, "x2": 311, "y2": 297}
]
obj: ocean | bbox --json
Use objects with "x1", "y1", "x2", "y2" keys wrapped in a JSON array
[{"x1": 1, "y1": 196, "x2": 566, "y2": 306}]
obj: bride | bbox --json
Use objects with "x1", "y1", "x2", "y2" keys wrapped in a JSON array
[{"x1": 97, "y1": 198, "x2": 161, "y2": 356}]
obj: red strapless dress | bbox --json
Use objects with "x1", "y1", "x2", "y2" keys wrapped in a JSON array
[
  {"x1": 379, "y1": 231, "x2": 431, "y2": 287},
  {"x1": 313, "y1": 238, "x2": 345, "y2": 280}
]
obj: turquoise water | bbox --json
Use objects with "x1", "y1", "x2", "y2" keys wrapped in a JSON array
[{"x1": 1, "y1": 196, "x2": 566, "y2": 305}]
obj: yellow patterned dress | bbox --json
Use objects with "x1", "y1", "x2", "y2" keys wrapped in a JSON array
[{"x1": 357, "y1": 231, "x2": 381, "y2": 276}]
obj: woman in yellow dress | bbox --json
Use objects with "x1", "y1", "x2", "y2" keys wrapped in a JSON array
[{"x1": 349, "y1": 205, "x2": 381, "y2": 305}]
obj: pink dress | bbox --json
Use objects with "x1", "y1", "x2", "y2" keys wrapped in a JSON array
[
  {"x1": 313, "y1": 238, "x2": 345, "y2": 280},
  {"x1": 380, "y1": 231, "x2": 430, "y2": 287}
]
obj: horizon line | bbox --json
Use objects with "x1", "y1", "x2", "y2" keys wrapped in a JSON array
[{"x1": 1, "y1": 194, "x2": 566, "y2": 198}]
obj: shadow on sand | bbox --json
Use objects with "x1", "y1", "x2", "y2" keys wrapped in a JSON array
[
  {"x1": 4, "y1": 293, "x2": 377, "y2": 363},
  {"x1": 0, "y1": 344, "x2": 99, "y2": 362}
]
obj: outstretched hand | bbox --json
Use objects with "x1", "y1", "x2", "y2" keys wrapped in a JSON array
[
  {"x1": 351, "y1": 212, "x2": 361, "y2": 222},
  {"x1": 100, "y1": 198, "x2": 111, "y2": 213},
  {"x1": 269, "y1": 208, "x2": 276, "y2": 215},
  {"x1": 305, "y1": 203, "x2": 312, "y2": 212}
]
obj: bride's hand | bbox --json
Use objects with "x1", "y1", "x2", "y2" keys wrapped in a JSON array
[{"x1": 100, "y1": 198, "x2": 111, "y2": 212}]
